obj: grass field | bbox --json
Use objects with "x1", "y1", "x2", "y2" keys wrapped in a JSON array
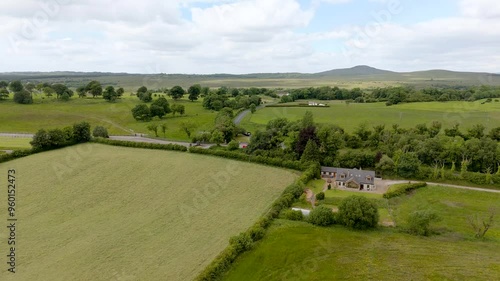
[
  {"x1": 0, "y1": 136, "x2": 31, "y2": 150},
  {"x1": 224, "y1": 186, "x2": 500, "y2": 281},
  {"x1": 0, "y1": 144, "x2": 297, "y2": 281},
  {"x1": 223, "y1": 220, "x2": 500, "y2": 281},
  {"x1": 0, "y1": 95, "x2": 217, "y2": 140},
  {"x1": 241, "y1": 100, "x2": 500, "y2": 133}
]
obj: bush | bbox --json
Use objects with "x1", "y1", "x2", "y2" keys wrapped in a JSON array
[
  {"x1": 383, "y1": 182, "x2": 427, "y2": 199},
  {"x1": 281, "y1": 209, "x2": 304, "y2": 221},
  {"x1": 13, "y1": 90, "x2": 33, "y2": 104},
  {"x1": 0, "y1": 149, "x2": 34, "y2": 164},
  {"x1": 248, "y1": 225, "x2": 265, "y2": 241},
  {"x1": 337, "y1": 196, "x2": 379, "y2": 229},
  {"x1": 131, "y1": 104, "x2": 151, "y2": 121},
  {"x1": 308, "y1": 206, "x2": 335, "y2": 226},
  {"x1": 73, "y1": 122, "x2": 92, "y2": 143},
  {"x1": 327, "y1": 183, "x2": 332, "y2": 190},
  {"x1": 315, "y1": 192, "x2": 325, "y2": 200},
  {"x1": 227, "y1": 140, "x2": 239, "y2": 151},
  {"x1": 229, "y1": 232, "x2": 253, "y2": 254},
  {"x1": 404, "y1": 210, "x2": 440, "y2": 236},
  {"x1": 92, "y1": 126, "x2": 109, "y2": 138}
]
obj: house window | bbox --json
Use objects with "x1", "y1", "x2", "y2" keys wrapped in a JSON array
[{"x1": 340, "y1": 174, "x2": 345, "y2": 179}]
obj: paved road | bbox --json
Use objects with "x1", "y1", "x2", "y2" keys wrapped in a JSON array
[
  {"x1": 233, "y1": 104, "x2": 267, "y2": 125},
  {"x1": 0, "y1": 133, "x2": 34, "y2": 138}
]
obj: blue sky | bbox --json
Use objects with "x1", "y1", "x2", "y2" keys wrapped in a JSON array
[{"x1": 0, "y1": 0, "x2": 499, "y2": 73}]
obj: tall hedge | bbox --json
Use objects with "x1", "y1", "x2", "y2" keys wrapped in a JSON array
[{"x1": 91, "y1": 138, "x2": 188, "y2": 152}]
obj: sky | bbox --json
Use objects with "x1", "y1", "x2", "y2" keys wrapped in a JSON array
[{"x1": 1, "y1": 0, "x2": 499, "y2": 74}]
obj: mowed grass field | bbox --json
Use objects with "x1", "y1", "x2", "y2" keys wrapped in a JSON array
[
  {"x1": 0, "y1": 95, "x2": 217, "y2": 140},
  {"x1": 0, "y1": 144, "x2": 297, "y2": 281},
  {"x1": 224, "y1": 186, "x2": 500, "y2": 280},
  {"x1": 242, "y1": 100, "x2": 500, "y2": 133}
]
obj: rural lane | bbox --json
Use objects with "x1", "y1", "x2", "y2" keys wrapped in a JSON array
[
  {"x1": 382, "y1": 180, "x2": 500, "y2": 194},
  {"x1": 233, "y1": 104, "x2": 268, "y2": 125}
]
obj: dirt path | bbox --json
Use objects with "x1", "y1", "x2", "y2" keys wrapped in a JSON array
[{"x1": 305, "y1": 189, "x2": 316, "y2": 208}]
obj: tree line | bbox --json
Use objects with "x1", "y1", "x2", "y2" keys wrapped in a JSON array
[
  {"x1": 242, "y1": 111, "x2": 500, "y2": 184},
  {"x1": 280, "y1": 85, "x2": 500, "y2": 105}
]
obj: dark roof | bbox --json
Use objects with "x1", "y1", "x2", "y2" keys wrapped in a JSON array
[
  {"x1": 337, "y1": 168, "x2": 375, "y2": 185},
  {"x1": 321, "y1": 166, "x2": 337, "y2": 173}
]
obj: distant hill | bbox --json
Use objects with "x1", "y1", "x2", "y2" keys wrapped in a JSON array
[
  {"x1": 314, "y1": 65, "x2": 396, "y2": 76},
  {"x1": 0, "y1": 66, "x2": 498, "y2": 89}
]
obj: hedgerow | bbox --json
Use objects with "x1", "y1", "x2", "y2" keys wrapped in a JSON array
[
  {"x1": 91, "y1": 138, "x2": 188, "y2": 152},
  {"x1": 383, "y1": 182, "x2": 427, "y2": 199},
  {"x1": 194, "y1": 162, "x2": 319, "y2": 281}
]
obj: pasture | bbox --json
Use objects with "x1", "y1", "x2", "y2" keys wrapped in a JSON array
[
  {"x1": 0, "y1": 136, "x2": 31, "y2": 150},
  {"x1": 0, "y1": 95, "x2": 217, "y2": 140},
  {"x1": 241, "y1": 100, "x2": 500, "y2": 133},
  {"x1": 0, "y1": 144, "x2": 297, "y2": 281},
  {"x1": 224, "y1": 186, "x2": 500, "y2": 281},
  {"x1": 223, "y1": 220, "x2": 500, "y2": 281}
]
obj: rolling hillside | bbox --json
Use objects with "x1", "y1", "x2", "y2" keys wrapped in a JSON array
[{"x1": 1, "y1": 66, "x2": 498, "y2": 89}]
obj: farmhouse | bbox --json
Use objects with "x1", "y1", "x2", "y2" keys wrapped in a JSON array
[{"x1": 321, "y1": 167, "x2": 376, "y2": 191}]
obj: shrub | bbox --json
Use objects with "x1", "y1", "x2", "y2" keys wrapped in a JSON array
[
  {"x1": 308, "y1": 206, "x2": 335, "y2": 226},
  {"x1": 337, "y1": 196, "x2": 379, "y2": 229},
  {"x1": 404, "y1": 210, "x2": 441, "y2": 236},
  {"x1": 282, "y1": 209, "x2": 304, "y2": 221},
  {"x1": 92, "y1": 126, "x2": 109, "y2": 138},
  {"x1": 0, "y1": 149, "x2": 34, "y2": 164},
  {"x1": 227, "y1": 140, "x2": 239, "y2": 151},
  {"x1": 315, "y1": 192, "x2": 325, "y2": 200},
  {"x1": 73, "y1": 122, "x2": 92, "y2": 143},
  {"x1": 13, "y1": 90, "x2": 33, "y2": 104},
  {"x1": 61, "y1": 92, "x2": 70, "y2": 101},
  {"x1": 383, "y1": 182, "x2": 427, "y2": 199},
  {"x1": 229, "y1": 232, "x2": 253, "y2": 254},
  {"x1": 248, "y1": 225, "x2": 266, "y2": 241},
  {"x1": 327, "y1": 183, "x2": 332, "y2": 190},
  {"x1": 131, "y1": 104, "x2": 151, "y2": 121}
]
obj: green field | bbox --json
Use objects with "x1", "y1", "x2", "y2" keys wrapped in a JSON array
[
  {"x1": 242, "y1": 100, "x2": 500, "y2": 133},
  {"x1": 0, "y1": 95, "x2": 217, "y2": 140},
  {"x1": 224, "y1": 186, "x2": 500, "y2": 280},
  {"x1": 0, "y1": 136, "x2": 31, "y2": 150},
  {"x1": 0, "y1": 144, "x2": 297, "y2": 281},
  {"x1": 223, "y1": 220, "x2": 500, "y2": 281}
]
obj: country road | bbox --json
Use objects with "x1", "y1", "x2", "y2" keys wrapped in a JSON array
[{"x1": 233, "y1": 104, "x2": 267, "y2": 125}]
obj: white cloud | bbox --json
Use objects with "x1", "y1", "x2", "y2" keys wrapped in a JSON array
[
  {"x1": 460, "y1": 0, "x2": 500, "y2": 19},
  {"x1": 0, "y1": 0, "x2": 499, "y2": 73}
]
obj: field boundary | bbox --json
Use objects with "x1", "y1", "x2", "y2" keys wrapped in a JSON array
[{"x1": 195, "y1": 163, "x2": 320, "y2": 281}]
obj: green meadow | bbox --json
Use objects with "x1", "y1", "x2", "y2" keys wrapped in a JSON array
[
  {"x1": 241, "y1": 100, "x2": 500, "y2": 133},
  {"x1": 0, "y1": 94, "x2": 217, "y2": 140},
  {"x1": 0, "y1": 136, "x2": 31, "y2": 150},
  {"x1": 0, "y1": 144, "x2": 296, "y2": 281},
  {"x1": 224, "y1": 185, "x2": 500, "y2": 281}
]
